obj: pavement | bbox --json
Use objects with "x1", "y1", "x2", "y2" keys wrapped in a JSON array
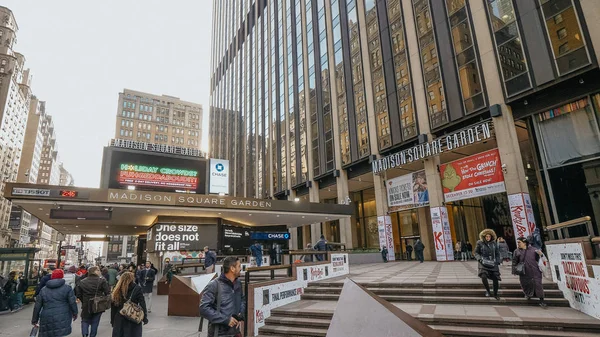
[{"x1": 0, "y1": 290, "x2": 204, "y2": 337}]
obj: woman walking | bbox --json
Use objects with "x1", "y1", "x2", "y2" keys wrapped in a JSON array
[
  {"x1": 111, "y1": 271, "x2": 148, "y2": 337},
  {"x1": 497, "y1": 237, "x2": 510, "y2": 266},
  {"x1": 513, "y1": 237, "x2": 546, "y2": 307},
  {"x1": 31, "y1": 269, "x2": 78, "y2": 337},
  {"x1": 475, "y1": 229, "x2": 502, "y2": 300}
]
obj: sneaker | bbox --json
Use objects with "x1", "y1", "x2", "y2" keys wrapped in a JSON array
[
  {"x1": 485, "y1": 291, "x2": 490, "y2": 297},
  {"x1": 525, "y1": 296, "x2": 531, "y2": 300},
  {"x1": 495, "y1": 296, "x2": 501, "y2": 300},
  {"x1": 539, "y1": 302, "x2": 548, "y2": 308}
]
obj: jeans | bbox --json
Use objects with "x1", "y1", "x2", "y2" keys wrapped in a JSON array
[
  {"x1": 16, "y1": 292, "x2": 23, "y2": 307},
  {"x1": 416, "y1": 251, "x2": 424, "y2": 263},
  {"x1": 143, "y1": 292, "x2": 152, "y2": 312},
  {"x1": 461, "y1": 252, "x2": 467, "y2": 261},
  {"x1": 81, "y1": 312, "x2": 102, "y2": 337}
]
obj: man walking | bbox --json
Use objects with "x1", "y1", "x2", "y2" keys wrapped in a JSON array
[
  {"x1": 200, "y1": 256, "x2": 246, "y2": 337},
  {"x1": 414, "y1": 239, "x2": 425, "y2": 263},
  {"x1": 250, "y1": 242, "x2": 263, "y2": 267},
  {"x1": 204, "y1": 246, "x2": 217, "y2": 273},
  {"x1": 141, "y1": 261, "x2": 156, "y2": 313},
  {"x1": 107, "y1": 264, "x2": 118, "y2": 289},
  {"x1": 406, "y1": 244, "x2": 413, "y2": 261},
  {"x1": 76, "y1": 266, "x2": 110, "y2": 337},
  {"x1": 314, "y1": 235, "x2": 328, "y2": 261},
  {"x1": 16, "y1": 272, "x2": 27, "y2": 308}
]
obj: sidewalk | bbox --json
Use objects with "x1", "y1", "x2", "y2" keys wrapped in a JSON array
[{"x1": 0, "y1": 290, "x2": 204, "y2": 337}]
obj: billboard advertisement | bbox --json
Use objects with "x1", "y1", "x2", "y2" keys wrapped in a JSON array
[
  {"x1": 430, "y1": 206, "x2": 453, "y2": 261},
  {"x1": 209, "y1": 158, "x2": 230, "y2": 194},
  {"x1": 508, "y1": 192, "x2": 537, "y2": 241},
  {"x1": 386, "y1": 170, "x2": 429, "y2": 212},
  {"x1": 440, "y1": 149, "x2": 505, "y2": 202},
  {"x1": 103, "y1": 148, "x2": 207, "y2": 193},
  {"x1": 377, "y1": 216, "x2": 395, "y2": 261}
]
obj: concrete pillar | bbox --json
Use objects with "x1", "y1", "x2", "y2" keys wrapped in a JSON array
[{"x1": 580, "y1": 0, "x2": 600, "y2": 67}]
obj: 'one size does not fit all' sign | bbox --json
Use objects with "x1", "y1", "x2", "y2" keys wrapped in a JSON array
[{"x1": 150, "y1": 224, "x2": 202, "y2": 251}]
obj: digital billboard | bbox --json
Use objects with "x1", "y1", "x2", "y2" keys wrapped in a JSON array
[{"x1": 101, "y1": 148, "x2": 207, "y2": 193}]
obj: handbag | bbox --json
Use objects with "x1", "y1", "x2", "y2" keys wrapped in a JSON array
[
  {"x1": 29, "y1": 325, "x2": 39, "y2": 337},
  {"x1": 480, "y1": 242, "x2": 497, "y2": 268},
  {"x1": 514, "y1": 248, "x2": 528, "y2": 276},
  {"x1": 120, "y1": 286, "x2": 145, "y2": 324},
  {"x1": 90, "y1": 280, "x2": 111, "y2": 313}
]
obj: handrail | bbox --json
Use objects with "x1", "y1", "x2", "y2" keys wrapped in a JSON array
[{"x1": 545, "y1": 216, "x2": 591, "y2": 231}]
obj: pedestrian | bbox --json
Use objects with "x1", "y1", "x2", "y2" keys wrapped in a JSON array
[
  {"x1": 475, "y1": 229, "x2": 502, "y2": 300},
  {"x1": 466, "y1": 241, "x2": 474, "y2": 259},
  {"x1": 513, "y1": 237, "x2": 547, "y2": 308},
  {"x1": 269, "y1": 245, "x2": 277, "y2": 265},
  {"x1": 140, "y1": 261, "x2": 155, "y2": 313},
  {"x1": 528, "y1": 227, "x2": 543, "y2": 251},
  {"x1": 455, "y1": 241, "x2": 462, "y2": 261},
  {"x1": 110, "y1": 272, "x2": 148, "y2": 337},
  {"x1": 314, "y1": 235, "x2": 328, "y2": 261},
  {"x1": 64, "y1": 266, "x2": 77, "y2": 289},
  {"x1": 163, "y1": 258, "x2": 174, "y2": 284},
  {"x1": 381, "y1": 246, "x2": 389, "y2": 263},
  {"x1": 31, "y1": 269, "x2": 78, "y2": 337},
  {"x1": 303, "y1": 243, "x2": 314, "y2": 263},
  {"x1": 135, "y1": 265, "x2": 143, "y2": 285},
  {"x1": 16, "y1": 271, "x2": 27, "y2": 308},
  {"x1": 461, "y1": 241, "x2": 468, "y2": 262},
  {"x1": 199, "y1": 256, "x2": 246, "y2": 337},
  {"x1": 3, "y1": 271, "x2": 17, "y2": 311},
  {"x1": 116, "y1": 265, "x2": 125, "y2": 281},
  {"x1": 101, "y1": 267, "x2": 109, "y2": 281},
  {"x1": 406, "y1": 244, "x2": 413, "y2": 261},
  {"x1": 75, "y1": 265, "x2": 88, "y2": 288},
  {"x1": 76, "y1": 266, "x2": 110, "y2": 337},
  {"x1": 250, "y1": 242, "x2": 263, "y2": 267},
  {"x1": 35, "y1": 269, "x2": 52, "y2": 297},
  {"x1": 497, "y1": 237, "x2": 510, "y2": 265},
  {"x1": 204, "y1": 246, "x2": 217, "y2": 273},
  {"x1": 414, "y1": 239, "x2": 425, "y2": 263},
  {"x1": 108, "y1": 264, "x2": 118, "y2": 289}
]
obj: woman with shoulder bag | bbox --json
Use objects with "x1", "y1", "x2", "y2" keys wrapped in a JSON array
[
  {"x1": 111, "y1": 272, "x2": 148, "y2": 337},
  {"x1": 512, "y1": 237, "x2": 546, "y2": 308},
  {"x1": 474, "y1": 229, "x2": 502, "y2": 300}
]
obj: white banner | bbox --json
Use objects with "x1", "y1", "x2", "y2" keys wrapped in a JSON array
[
  {"x1": 508, "y1": 193, "x2": 536, "y2": 241},
  {"x1": 546, "y1": 243, "x2": 600, "y2": 320},
  {"x1": 386, "y1": 174, "x2": 413, "y2": 207},
  {"x1": 209, "y1": 158, "x2": 229, "y2": 194},
  {"x1": 430, "y1": 207, "x2": 452, "y2": 261},
  {"x1": 440, "y1": 207, "x2": 454, "y2": 260},
  {"x1": 377, "y1": 216, "x2": 395, "y2": 261}
]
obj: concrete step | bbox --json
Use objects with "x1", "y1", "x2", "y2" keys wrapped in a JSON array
[
  {"x1": 312, "y1": 281, "x2": 560, "y2": 290},
  {"x1": 258, "y1": 325, "x2": 327, "y2": 337},
  {"x1": 433, "y1": 325, "x2": 600, "y2": 337},
  {"x1": 303, "y1": 286, "x2": 565, "y2": 298},
  {"x1": 300, "y1": 293, "x2": 570, "y2": 306},
  {"x1": 269, "y1": 309, "x2": 600, "y2": 333}
]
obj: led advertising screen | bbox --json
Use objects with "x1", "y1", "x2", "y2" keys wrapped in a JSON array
[{"x1": 102, "y1": 148, "x2": 207, "y2": 193}]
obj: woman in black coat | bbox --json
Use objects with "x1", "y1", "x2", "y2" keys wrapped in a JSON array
[
  {"x1": 111, "y1": 271, "x2": 148, "y2": 337},
  {"x1": 475, "y1": 229, "x2": 502, "y2": 300},
  {"x1": 31, "y1": 269, "x2": 78, "y2": 337}
]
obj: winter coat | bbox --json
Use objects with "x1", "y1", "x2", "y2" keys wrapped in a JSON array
[
  {"x1": 381, "y1": 248, "x2": 388, "y2": 260},
  {"x1": 414, "y1": 241, "x2": 425, "y2": 252},
  {"x1": 108, "y1": 268, "x2": 118, "y2": 287},
  {"x1": 250, "y1": 244, "x2": 263, "y2": 259},
  {"x1": 139, "y1": 268, "x2": 156, "y2": 294},
  {"x1": 455, "y1": 242, "x2": 462, "y2": 252},
  {"x1": 528, "y1": 228, "x2": 543, "y2": 250},
  {"x1": 3, "y1": 278, "x2": 16, "y2": 294},
  {"x1": 199, "y1": 274, "x2": 246, "y2": 337},
  {"x1": 461, "y1": 242, "x2": 468, "y2": 253},
  {"x1": 498, "y1": 241, "x2": 510, "y2": 260},
  {"x1": 512, "y1": 246, "x2": 544, "y2": 299},
  {"x1": 32, "y1": 279, "x2": 78, "y2": 337},
  {"x1": 204, "y1": 250, "x2": 217, "y2": 268},
  {"x1": 314, "y1": 239, "x2": 328, "y2": 251},
  {"x1": 111, "y1": 282, "x2": 147, "y2": 337},
  {"x1": 35, "y1": 274, "x2": 51, "y2": 296},
  {"x1": 76, "y1": 274, "x2": 110, "y2": 319},
  {"x1": 17, "y1": 276, "x2": 27, "y2": 293},
  {"x1": 475, "y1": 229, "x2": 501, "y2": 280}
]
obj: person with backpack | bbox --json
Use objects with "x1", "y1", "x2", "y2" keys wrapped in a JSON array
[
  {"x1": 76, "y1": 266, "x2": 110, "y2": 337},
  {"x1": 200, "y1": 256, "x2": 246, "y2": 337}
]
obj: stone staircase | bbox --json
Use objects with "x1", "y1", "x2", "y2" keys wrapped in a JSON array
[{"x1": 257, "y1": 281, "x2": 600, "y2": 337}]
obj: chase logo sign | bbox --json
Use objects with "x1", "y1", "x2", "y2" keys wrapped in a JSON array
[
  {"x1": 209, "y1": 159, "x2": 229, "y2": 194},
  {"x1": 216, "y1": 163, "x2": 225, "y2": 172},
  {"x1": 251, "y1": 232, "x2": 291, "y2": 240}
]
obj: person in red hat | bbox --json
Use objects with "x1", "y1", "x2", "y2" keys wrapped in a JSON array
[{"x1": 32, "y1": 269, "x2": 78, "y2": 337}]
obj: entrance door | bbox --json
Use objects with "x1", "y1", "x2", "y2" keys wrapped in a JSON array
[{"x1": 448, "y1": 198, "x2": 486, "y2": 252}]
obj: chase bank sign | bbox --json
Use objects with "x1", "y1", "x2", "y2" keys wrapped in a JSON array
[{"x1": 209, "y1": 158, "x2": 230, "y2": 195}]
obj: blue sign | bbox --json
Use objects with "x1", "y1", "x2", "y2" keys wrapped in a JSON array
[
  {"x1": 216, "y1": 163, "x2": 225, "y2": 172},
  {"x1": 251, "y1": 232, "x2": 290, "y2": 240}
]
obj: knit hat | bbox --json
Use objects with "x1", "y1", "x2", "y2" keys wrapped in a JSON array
[{"x1": 51, "y1": 269, "x2": 64, "y2": 280}]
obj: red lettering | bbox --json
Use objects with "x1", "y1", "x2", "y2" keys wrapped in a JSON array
[{"x1": 434, "y1": 232, "x2": 443, "y2": 250}]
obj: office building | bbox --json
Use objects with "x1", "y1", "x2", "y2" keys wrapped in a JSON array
[
  {"x1": 115, "y1": 89, "x2": 203, "y2": 149},
  {"x1": 209, "y1": 0, "x2": 600, "y2": 259},
  {"x1": 59, "y1": 163, "x2": 74, "y2": 186}
]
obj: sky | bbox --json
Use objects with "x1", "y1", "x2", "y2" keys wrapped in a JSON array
[{"x1": 3, "y1": 1, "x2": 213, "y2": 187}]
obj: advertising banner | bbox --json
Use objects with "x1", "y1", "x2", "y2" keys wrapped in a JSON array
[
  {"x1": 209, "y1": 158, "x2": 230, "y2": 194},
  {"x1": 430, "y1": 207, "x2": 452, "y2": 261},
  {"x1": 386, "y1": 170, "x2": 429, "y2": 212},
  {"x1": 508, "y1": 192, "x2": 537, "y2": 241},
  {"x1": 377, "y1": 216, "x2": 395, "y2": 261},
  {"x1": 546, "y1": 242, "x2": 600, "y2": 319},
  {"x1": 440, "y1": 149, "x2": 505, "y2": 202}
]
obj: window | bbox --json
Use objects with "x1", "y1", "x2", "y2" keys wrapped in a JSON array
[
  {"x1": 559, "y1": 42, "x2": 570, "y2": 54},
  {"x1": 554, "y1": 13, "x2": 563, "y2": 24},
  {"x1": 557, "y1": 28, "x2": 567, "y2": 40}
]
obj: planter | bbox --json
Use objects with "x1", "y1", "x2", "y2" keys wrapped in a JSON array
[{"x1": 348, "y1": 252, "x2": 383, "y2": 265}]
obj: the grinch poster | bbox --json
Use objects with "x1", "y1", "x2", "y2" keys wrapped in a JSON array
[{"x1": 439, "y1": 149, "x2": 506, "y2": 202}]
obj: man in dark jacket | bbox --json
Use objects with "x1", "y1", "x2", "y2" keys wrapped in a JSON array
[
  {"x1": 204, "y1": 246, "x2": 217, "y2": 273},
  {"x1": 107, "y1": 265, "x2": 118, "y2": 289},
  {"x1": 381, "y1": 246, "x2": 389, "y2": 263},
  {"x1": 406, "y1": 244, "x2": 413, "y2": 261},
  {"x1": 16, "y1": 272, "x2": 27, "y2": 308},
  {"x1": 200, "y1": 256, "x2": 246, "y2": 337},
  {"x1": 414, "y1": 239, "x2": 425, "y2": 263},
  {"x1": 3, "y1": 271, "x2": 17, "y2": 311},
  {"x1": 76, "y1": 266, "x2": 110, "y2": 337},
  {"x1": 314, "y1": 235, "x2": 328, "y2": 261},
  {"x1": 35, "y1": 268, "x2": 53, "y2": 297},
  {"x1": 250, "y1": 242, "x2": 263, "y2": 267},
  {"x1": 140, "y1": 261, "x2": 156, "y2": 313}
]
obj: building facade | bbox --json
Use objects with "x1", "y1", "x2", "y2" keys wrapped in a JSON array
[
  {"x1": 0, "y1": 7, "x2": 33, "y2": 247},
  {"x1": 59, "y1": 162, "x2": 74, "y2": 186},
  {"x1": 115, "y1": 89, "x2": 203, "y2": 149},
  {"x1": 209, "y1": 0, "x2": 600, "y2": 259}
]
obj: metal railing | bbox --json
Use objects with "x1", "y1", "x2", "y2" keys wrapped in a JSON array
[{"x1": 545, "y1": 216, "x2": 595, "y2": 240}]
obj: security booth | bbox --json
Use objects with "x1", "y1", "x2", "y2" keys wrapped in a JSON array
[{"x1": 0, "y1": 247, "x2": 41, "y2": 304}]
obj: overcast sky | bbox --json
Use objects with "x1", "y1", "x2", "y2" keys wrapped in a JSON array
[{"x1": 3, "y1": 1, "x2": 213, "y2": 187}]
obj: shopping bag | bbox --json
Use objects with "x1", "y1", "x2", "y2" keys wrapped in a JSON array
[
  {"x1": 538, "y1": 253, "x2": 551, "y2": 279},
  {"x1": 30, "y1": 325, "x2": 39, "y2": 337}
]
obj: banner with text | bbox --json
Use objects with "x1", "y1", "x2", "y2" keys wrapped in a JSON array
[
  {"x1": 430, "y1": 207, "x2": 453, "y2": 261},
  {"x1": 386, "y1": 170, "x2": 429, "y2": 212},
  {"x1": 377, "y1": 216, "x2": 396, "y2": 261},
  {"x1": 508, "y1": 192, "x2": 537, "y2": 241},
  {"x1": 440, "y1": 149, "x2": 505, "y2": 202},
  {"x1": 546, "y1": 242, "x2": 600, "y2": 319}
]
